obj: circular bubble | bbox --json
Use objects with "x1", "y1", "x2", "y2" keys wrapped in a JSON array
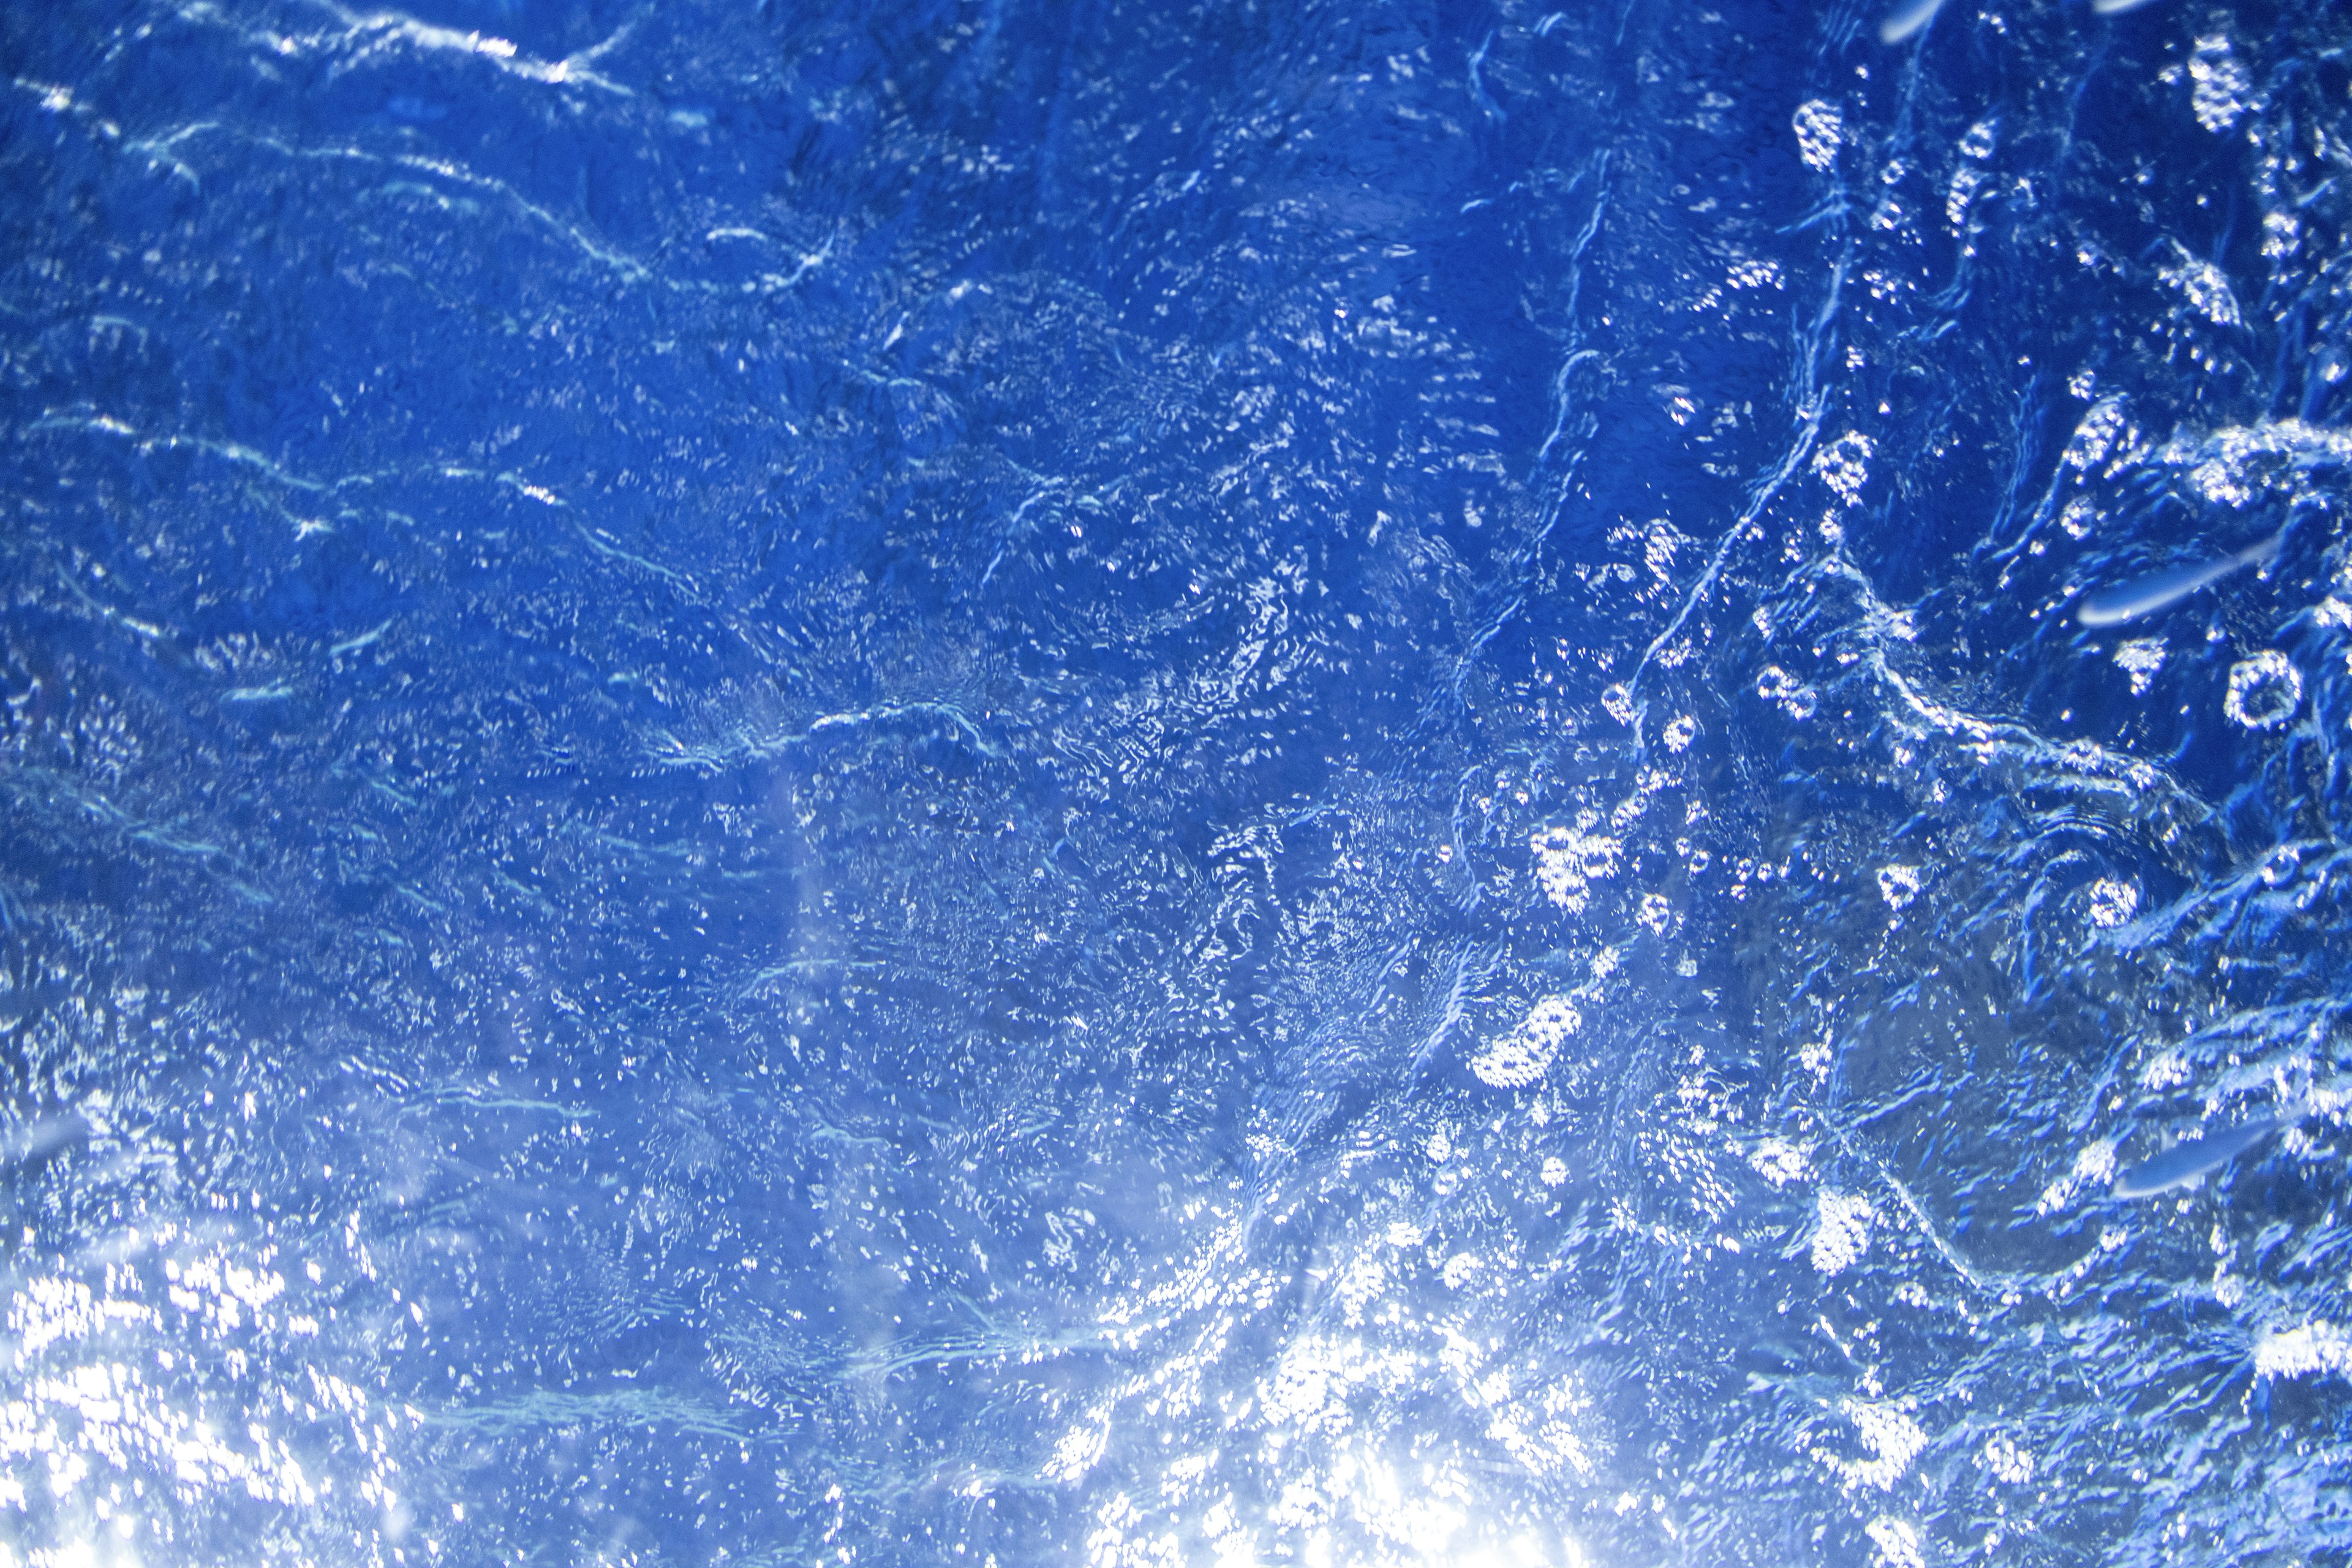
[{"x1": 2223, "y1": 650, "x2": 2301, "y2": 729}]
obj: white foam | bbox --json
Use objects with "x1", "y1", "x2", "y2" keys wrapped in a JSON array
[
  {"x1": 2187, "y1": 34, "x2": 2253, "y2": 133},
  {"x1": 1530, "y1": 821, "x2": 1619, "y2": 913},
  {"x1": 2036, "y1": 1140, "x2": 2116, "y2": 1215},
  {"x1": 2255, "y1": 1322, "x2": 2352, "y2": 1381},
  {"x1": 1811, "y1": 1191, "x2": 1874, "y2": 1275},
  {"x1": 1820, "y1": 1398, "x2": 1927, "y2": 1491},
  {"x1": 2162, "y1": 249, "x2": 2243, "y2": 328},
  {"x1": 1979, "y1": 1434, "x2": 2035, "y2": 1484},
  {"x1": 2064, "y1": 399, "x2": 2127, "y2": 470},
  {"x1": 1813, "y1": 431, "x2": 1874, "y2": 506},
  {"x1": 2114, "y1": 638, "x2": 2165, "y2": 696},
  {"x1": 2224, "y1": 651, "x2": 2301, "y2": 729},
  {"x1": 1470, "y1": 998, "x2": 1581, "y2": 1090},
  {"x1": 1866, "y1": 1516, "x2": 1926, "y2": 1568},
  {"x1": 1748, "y1": 1138, "x2": 1811, "y2": 1188},
  {"x1": 1793, "y1": 100, "x2": 1842, "y2": 170}
]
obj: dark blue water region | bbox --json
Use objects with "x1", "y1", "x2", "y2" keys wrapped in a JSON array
[{"x1": 6, "y1": 0, "x2": 2352, "y2": 1566}]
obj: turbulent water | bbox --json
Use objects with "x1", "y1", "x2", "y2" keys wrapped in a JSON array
[{"x1": 4, "y1": 1, "x2": 2352, "y2": 1564}]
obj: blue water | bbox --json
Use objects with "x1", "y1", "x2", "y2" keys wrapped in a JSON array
[{"x1": 4, "y1": 1, "x2": 2351, "y2": 1564}]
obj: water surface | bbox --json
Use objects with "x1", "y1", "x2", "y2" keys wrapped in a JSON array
[{"x1": 3, "y1": 1, "x2": 2351, "y2": 1565}]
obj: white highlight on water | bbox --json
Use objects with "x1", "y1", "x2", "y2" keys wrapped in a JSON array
[{"x1": 2088, "y1": 878, "x2": 2140, "y2": 929}]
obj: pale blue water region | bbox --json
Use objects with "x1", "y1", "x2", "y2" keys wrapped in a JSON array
[{"x1": 4, "y1": 1, "x2": 2352, "y2": 1564}]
